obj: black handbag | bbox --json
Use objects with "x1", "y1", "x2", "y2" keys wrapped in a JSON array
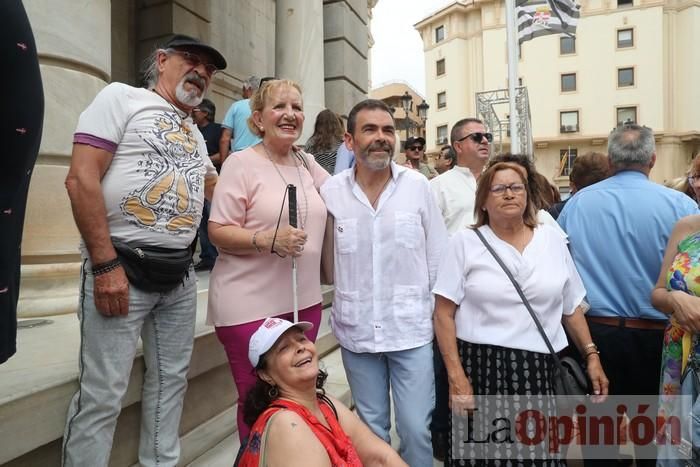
[
  {"x1": 112, "y1": 239, "x2": 193, "y2": 293},
  {"x1": 473, "y1": 228, "x2": 588, "y2": 404}
]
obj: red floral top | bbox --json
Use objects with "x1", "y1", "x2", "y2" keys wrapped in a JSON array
[{"x1": 238, "y1": 396, "x2": 362, "y2": 467}]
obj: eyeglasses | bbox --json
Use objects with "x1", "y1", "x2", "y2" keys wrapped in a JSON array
[
  {"x1": 168, "y1": 49, "x2": 219, "y2": 76},
  {"x1": 490, "y1": 183, "x2": 526, "y2": 195},
  {"x1": 689, "y1": 175, "x2": 700, "y2": 183},
  {"x1": 456, "y1": 132, "x2": 493, "y2": 144},
  {"x1": 408, "y1": 146, "x2": 424, "y2": 151}
]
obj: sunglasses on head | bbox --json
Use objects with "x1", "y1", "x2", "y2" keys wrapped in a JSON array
[
  {"x1": 408, "y1": 146, "x2": 424, "y2": 151},
  {"x1": 456, "y1": 132, "x2": 493, "y2": 144}
]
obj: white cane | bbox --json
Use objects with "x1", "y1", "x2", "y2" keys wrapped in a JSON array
[{"x1": 287, "y1": 185, "x2": 299, "y2": 323}]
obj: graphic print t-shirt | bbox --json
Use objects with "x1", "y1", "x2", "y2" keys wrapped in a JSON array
[{"x1": 74, "y1": 83, "x2": 217, "y2": 249}]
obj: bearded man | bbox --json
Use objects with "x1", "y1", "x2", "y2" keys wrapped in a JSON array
[
  {"x1": 62, "y1": 35, "x2": 224, "y2": 467},
  {"x1": 320, "y1": 99, "x2": 447, "y2": 467}
]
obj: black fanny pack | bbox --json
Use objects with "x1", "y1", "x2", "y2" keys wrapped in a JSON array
[{"x1": 112, "y1": 240, "x2": 193, "y2": 293}]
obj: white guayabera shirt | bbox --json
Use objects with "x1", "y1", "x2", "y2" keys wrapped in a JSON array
[{"x1": 320, "y1": 162, "x2": 448, "y2": 353}]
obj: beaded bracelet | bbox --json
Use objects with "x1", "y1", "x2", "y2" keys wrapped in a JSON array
[
  {"x1": 252, "y1": 231, "x2": 262, "y2": 253},
  {"x1": 92, "y1": 257, "x2": 121, "y2": 276}
]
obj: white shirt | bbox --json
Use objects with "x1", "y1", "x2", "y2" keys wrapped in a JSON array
[
  {"x1": 433, "y1": 224, "x2": 586, "y2": 353},
  {"x1": 74, "y1": 83, "x2": 217, "y2": 249},
  {"x1": 320, "y1": 162, "x2": 448, "y2": 353},
  {"x1": 430, "y1": 166, "x2": 477, "y2": 235}
]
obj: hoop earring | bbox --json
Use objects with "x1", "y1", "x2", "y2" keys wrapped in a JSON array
[{"x1": 268, "y1": 385, "x2": 279, "y2": 398}]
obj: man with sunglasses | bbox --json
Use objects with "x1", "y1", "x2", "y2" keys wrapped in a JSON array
[
  {"x1": 403, "y1": 136, "x2": 438, "y2": 179},
  {"x1": 62, "y1": 34, "x2": 225, "y2": 466},
  {"x1": 430, "y1": 118, "x2": 492, "y2": 235}
]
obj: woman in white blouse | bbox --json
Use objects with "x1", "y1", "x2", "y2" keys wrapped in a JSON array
[{"x1": 433, "y1": 162, "x2": 608, "y2": 466}]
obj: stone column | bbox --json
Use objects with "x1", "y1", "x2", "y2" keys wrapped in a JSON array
[
  {"x1": 18, "y1": 0, "x2": 112, "y2": 318},
  {"x1": 275, "y1": 0, "x2": 325, "y2": 145},
  {"x1": 322, "y1": 0, "x2": 373, "y2": 119}
]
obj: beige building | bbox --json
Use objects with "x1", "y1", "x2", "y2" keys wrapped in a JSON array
[
  {"x1": 415, "y1": 0, "x2": 700, "y2": 189},
  {"x1": 1, "y1": 1, "x2": 376, "y2": 465}
]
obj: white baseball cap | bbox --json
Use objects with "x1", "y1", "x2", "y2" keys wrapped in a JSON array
[{"x1": 248, "y1": 317, "x2": 314, "y2": 368}]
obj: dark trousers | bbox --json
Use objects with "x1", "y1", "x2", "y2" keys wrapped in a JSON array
[
  {"x1": 197, "y1": 200, "x2": 218, "y2": 263},
  {"x1": 0, "y1": 1, "x2": 44, "y2": 364},
  {"x1": 431, "y1": 339, "x2": 450, "y2": 432},
  {"x1": 582, "y1": 320, "x2": 664, "y2": 467}
]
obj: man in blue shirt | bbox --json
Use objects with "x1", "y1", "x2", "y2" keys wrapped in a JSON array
[
  {"x1": 559, "y1": 124, "x2": 698, "y2": 466},
  {"x1": 218, "y1": 75, "x2": 261, "y2": 162}
]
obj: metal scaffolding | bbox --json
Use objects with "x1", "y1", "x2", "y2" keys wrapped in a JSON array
[{"x1": 475, "y1": 86, "x2": 533, "y2": 157}]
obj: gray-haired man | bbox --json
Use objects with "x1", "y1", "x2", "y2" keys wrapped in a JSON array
[
  {"x1": 559, "y1": 124, "x2": 699, "y2": 466},
  {"x1": 62, "y1": 34, "x2": 223, "y2": 466},
  {"x1": 219, "y1": 75, "x2": 261, "y2": 162}
]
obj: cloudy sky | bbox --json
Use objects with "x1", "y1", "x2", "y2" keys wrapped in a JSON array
[{"x1": 370, "y1": 0, "x2": 454, "y2": 96}]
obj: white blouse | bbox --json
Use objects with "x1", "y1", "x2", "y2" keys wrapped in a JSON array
[{"x1": 433, "y1": 224, "x2": 586, "y2": 353}]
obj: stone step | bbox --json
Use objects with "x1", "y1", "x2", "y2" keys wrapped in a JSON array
[{"x1": 0, "y1": 272, "x2": 336, "y2": 466}]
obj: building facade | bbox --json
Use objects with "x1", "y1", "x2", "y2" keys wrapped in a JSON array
[{"x1": 415, "y1": 0, "x2": 700, "y2": 188}]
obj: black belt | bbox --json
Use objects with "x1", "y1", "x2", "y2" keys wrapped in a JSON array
[{"x1": 587, "y1": 316, "x2": 667, "y2": 330}]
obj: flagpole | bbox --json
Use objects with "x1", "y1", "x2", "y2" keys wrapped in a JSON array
[{"x1": 505, "y1": 0, "x2": 520, "y2": 153}]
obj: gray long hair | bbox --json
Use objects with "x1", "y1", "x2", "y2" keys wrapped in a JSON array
[
  {"x1": 141, "y1": 48, "x2": 164, "y2": 89},
  {"x1": 608, "y1": 124, "x2": 655, "y2": 168}
]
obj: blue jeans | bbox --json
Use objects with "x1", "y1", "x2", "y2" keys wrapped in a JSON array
[
  {"x1": 341, "y1": 343, "x2": 435, "y2": 467},
  {"x1": 62, "y1": 259, "x2": 197, "y2": 467},
  {"x1": 198, "y1": 200, "x2": 218, "y2": 263}
]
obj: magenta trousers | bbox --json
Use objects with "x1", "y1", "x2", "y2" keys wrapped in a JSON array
[{"x1": 214, "y1": 303, "x2": 322, "y2": 441}]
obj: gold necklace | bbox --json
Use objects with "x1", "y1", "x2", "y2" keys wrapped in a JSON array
[{"x1": 263, "y1": 143, "x2": 309, "y2": 229}]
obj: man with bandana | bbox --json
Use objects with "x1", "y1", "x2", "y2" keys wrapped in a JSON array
[{"x1": 62, "y1": 35, "x2": 224, "y2": 466}]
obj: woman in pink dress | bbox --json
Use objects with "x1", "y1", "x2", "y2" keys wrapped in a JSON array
[{"x1": 207, "y1": 79, "x2": 329, "y2": 442}]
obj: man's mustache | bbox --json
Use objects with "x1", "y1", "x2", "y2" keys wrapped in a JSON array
[
  {"x1": 184, "y1": 72, "x2": 206, "y2": 89},
  {"x1": 367, "y1": 142, "x2": 392, "y2": 153}
]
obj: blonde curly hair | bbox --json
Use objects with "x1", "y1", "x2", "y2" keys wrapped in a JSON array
[{"x1": 246, "y1": 79, "x2": 303, "y2": 137}]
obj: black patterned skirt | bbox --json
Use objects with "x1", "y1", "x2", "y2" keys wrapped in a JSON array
[{"x1": 448, "y1": 340, "x2": 565, "y2": 467}]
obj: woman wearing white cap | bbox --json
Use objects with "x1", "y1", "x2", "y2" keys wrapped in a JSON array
[{"x1": 237, "y1": 318, "x2": 407, "y2": 467}]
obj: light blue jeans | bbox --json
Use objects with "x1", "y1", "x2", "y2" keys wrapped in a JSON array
[
  {"x1": 341, "y1": 343, "x2": 435, "y2": 467},
  {"x1": 62, "y1": 259, "x2": 197, "y2": 467}
]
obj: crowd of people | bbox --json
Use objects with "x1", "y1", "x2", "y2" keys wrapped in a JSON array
[{"x1": 59, "y1": 34, "x2": 700, "y2": 467}]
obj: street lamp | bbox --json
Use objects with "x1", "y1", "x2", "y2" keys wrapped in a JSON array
[
  {"x1": 416, "y1": 99, "x2": 429, "y2": 137},
  {"x1": 400, "y1": 91, "x2": 413, "y2": 142}
]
